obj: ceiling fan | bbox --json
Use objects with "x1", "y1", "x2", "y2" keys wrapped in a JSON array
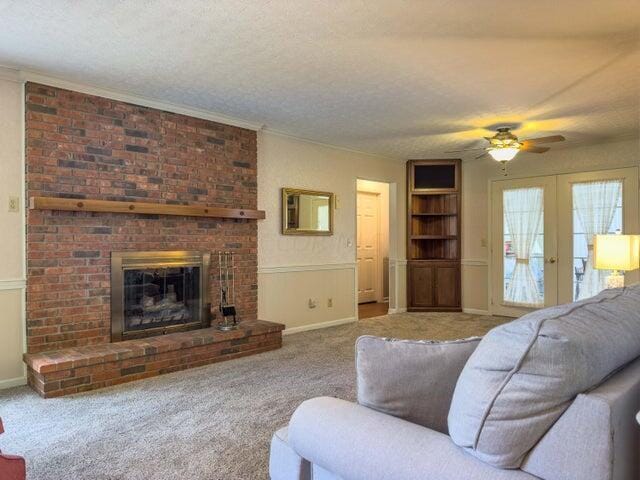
[{"x1": 446, "y1": 127, "x2": 565, "y2": 165}]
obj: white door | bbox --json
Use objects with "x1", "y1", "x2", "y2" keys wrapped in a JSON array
[
  {"x1": 357, "y1": 191, "x2": 379, "y2": 303},
  {"x1": 491, "y1": 176, "x2": 558, "y2": 317},
  {"x1": 491, "y1": 167, "x2": 639, "y2": 316},
  {"x1": 557, "y1": 167, "x2": 639, "y2": 304}
]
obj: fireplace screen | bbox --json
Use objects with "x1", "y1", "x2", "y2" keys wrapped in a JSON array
[{"x1": 111, "y1": 252, "x2": 210, "y2": 341}]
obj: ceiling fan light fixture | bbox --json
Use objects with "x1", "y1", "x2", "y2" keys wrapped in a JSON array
[{"x1": 488, "y1": 146, "x2": 519, "y2": 162}]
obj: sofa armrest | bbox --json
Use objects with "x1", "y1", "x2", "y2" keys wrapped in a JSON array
[
  {"x1": 288, "y1": 397, "x2": 536, "y2": 480},
  {"x1": 270, "y1": 427, "x2": 310, "y2": 480},
  {"x1": 356, "y1": 335, "x2": 480, "y2": 433},
  {"x1": 521, "y1": 355, "x2": 640, "y2": 480}
]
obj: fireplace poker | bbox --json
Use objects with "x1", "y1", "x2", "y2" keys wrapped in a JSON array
[{"x1": 217, "y1": 251, "x2": 238, "y2": 331}]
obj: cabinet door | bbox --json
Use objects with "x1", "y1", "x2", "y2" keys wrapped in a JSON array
[
  {"x1": 435, "y1": 265, "x2": 460, "y2": 307},
  {"x1": 409, "y1": 264, "x2": 434, "y2": 307}
]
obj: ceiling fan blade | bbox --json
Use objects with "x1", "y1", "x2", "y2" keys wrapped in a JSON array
[
  {"x1": 474, "y1": 152, "x2": 489, "y2": 160},
  {"x1": 521, "y1": 135, "x2": 565, "y2": 145},
  {"x1": 444, "y1": 148, "x2": 486, "y2": 153},
  {"x1": 521, "y1": 145, "x2": 550, "y2": 153}
]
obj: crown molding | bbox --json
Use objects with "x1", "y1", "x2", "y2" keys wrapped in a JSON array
[
  {"x1": 3, "y1": 65, "x2": 404, "y2": 161},
  {"x1": 0, "y1": 66, "x2": 21, "y2": 82},
  {"x1": 4, "y1": 66, "x2": 265, "y2": 131},
  {"x1": 259, "y1": 128, "x2": 404, "y2": 163}
]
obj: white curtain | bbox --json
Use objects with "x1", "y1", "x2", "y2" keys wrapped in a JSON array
[
  {"x1": 574, "y1": 180, "x2": 622, "y2": 300},
  {"x1": 504, "y1": 188, "x2": 544, "y2": 306}
]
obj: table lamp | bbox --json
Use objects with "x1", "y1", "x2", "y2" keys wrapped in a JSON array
[{"x1": 593, "y1": 234, "x2": 640, "y2": 289}]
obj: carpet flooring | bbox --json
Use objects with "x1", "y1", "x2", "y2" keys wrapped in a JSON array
[{"x1": 0, "y1": 312, "x2": 507, "y2": 480}]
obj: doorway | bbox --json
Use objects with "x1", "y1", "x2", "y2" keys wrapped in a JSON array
[
  {"x1": 490, "y1": 167, "x2": 639, "y2": 317},
  {"x1": 356, "y1": 179, "x2": 390, "y2": 319}
]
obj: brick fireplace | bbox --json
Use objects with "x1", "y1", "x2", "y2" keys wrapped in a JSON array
[{"x1": 23, "y1": 83, "x2": 283, "y2": 397}]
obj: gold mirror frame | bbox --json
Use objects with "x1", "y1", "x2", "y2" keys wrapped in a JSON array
[{"x1": 281, "y1": 188, "x2": 334, "y2": 236}]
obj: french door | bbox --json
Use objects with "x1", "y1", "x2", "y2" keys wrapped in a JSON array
[
  {"x1": 491, "y1": 167, "x2": 638, "y2": 317},
  {"x1": 491, "y1": 176, "x2": 557, "y2": 317}
]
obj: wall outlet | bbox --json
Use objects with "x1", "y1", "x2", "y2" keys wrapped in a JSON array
[
  {"x1": 8, "y1": 196, "x2": 19, "y2": 213},
  {"x1": 327, "y1": 298, "x2": 333, "y2": 307},
  {"x1": 308, "y1": 298, "x2": 317, "y2": 309}
]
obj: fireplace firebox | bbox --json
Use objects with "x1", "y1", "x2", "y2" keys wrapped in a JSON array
[{"x1": 111, "y1": 251, "x2": 211, "y2": 342}]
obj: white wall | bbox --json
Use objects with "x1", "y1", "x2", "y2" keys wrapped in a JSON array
[
  {"x1": 257, "y1": 131, "x2": 406, "y2": 332},
  {"x1": 461, "y1": 138, "x2": 640, "y2": 313},
  {"x1": 0, "y1": 73, "x2": 26, "y2": 387}
]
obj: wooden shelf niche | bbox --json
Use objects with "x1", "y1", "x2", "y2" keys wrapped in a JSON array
[{"x1": 406, "y1": 160, "x2": 461, "y2": 312}]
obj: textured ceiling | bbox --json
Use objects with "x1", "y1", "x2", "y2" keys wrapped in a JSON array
[{"x1": 0, "y1": 0, "x2": 638, "y2": 159}]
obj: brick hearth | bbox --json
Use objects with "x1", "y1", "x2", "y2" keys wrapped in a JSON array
[{"x1": 25, "y1": 320, "x2": 284, "y2": 398}]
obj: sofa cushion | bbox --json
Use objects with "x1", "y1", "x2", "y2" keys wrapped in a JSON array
[
  {"x1": 356, "y1": 335, "x2": 481, "y2": 434},
  {"x1": 447, "y1": 284, "x2": 640, "y2": 469}
]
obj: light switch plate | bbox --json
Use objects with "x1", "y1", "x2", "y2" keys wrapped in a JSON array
[{"x1": 8, "y1": 196, "x2": 19, "y2": 212}]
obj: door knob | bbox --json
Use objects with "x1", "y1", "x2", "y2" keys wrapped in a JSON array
[{"x1": 546, "y1": 257, "x2": 557, "y2": 264}]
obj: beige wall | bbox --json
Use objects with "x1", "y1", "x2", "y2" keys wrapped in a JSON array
[
  {"x1": 257, "y1": 131, "x2": 406, "y2": 332},
  {"x1": 0, "y1": 76, "x2": 407, "y2": 383},
  {"x1": 2, "y1": 67, "x2": 635, "y2": 383},
  {"x1": 0, "y1": 74, "x2": 26, "y2": 387},
  {"x1": 461, "y1": 138, "x2": 640, "y2": 313}
]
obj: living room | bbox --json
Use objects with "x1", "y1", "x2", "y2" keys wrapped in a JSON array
[{"x1": 0, "y1": 2, "x2": 639, "y2": 479}]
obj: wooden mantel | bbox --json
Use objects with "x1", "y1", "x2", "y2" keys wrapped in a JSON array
[{"x1": 29, "y1": 196, "x2": 266, "y2": 220}]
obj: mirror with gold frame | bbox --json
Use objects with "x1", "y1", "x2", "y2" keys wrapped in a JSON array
[{"x1": 282, "y1": 188, "x2": 334, "y2": 235}]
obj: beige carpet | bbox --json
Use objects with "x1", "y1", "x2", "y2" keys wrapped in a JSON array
[{"x1": 0, "y1": 312, "x2": 507, "y2": 480}]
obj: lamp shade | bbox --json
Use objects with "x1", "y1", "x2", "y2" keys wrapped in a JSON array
[
  {"x1": 593, "y1": 234, "x2": 640, "y2": 271},
  {"x1": 488, "y1": 147, "x2": 519, "y2": 162}
]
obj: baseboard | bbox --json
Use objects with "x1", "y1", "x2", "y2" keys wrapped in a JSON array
[
  {"x1": 462, "y1": 308, "x2": 490, "y2": 315},
  {"x1": 0, "y1": 376, "x2": 27, "y2": 390},
  {"x1": 283, "y1": 317, "x2": 357, "y2": 335},
  {"x1": 387, "y1": 307, "x2": 407, "y2": 314}
]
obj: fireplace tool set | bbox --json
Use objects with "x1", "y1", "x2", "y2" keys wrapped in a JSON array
[{"x1": 217, "y1": 251, "x2": 238, "y2": 331}]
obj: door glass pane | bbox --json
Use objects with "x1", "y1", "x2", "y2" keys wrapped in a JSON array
[
  {"x1": 503, "y1": 187, "x2": 544, "y2": 306},
  {"x1": 572, "y1": 180, "x2": 623, "y2": 300}
]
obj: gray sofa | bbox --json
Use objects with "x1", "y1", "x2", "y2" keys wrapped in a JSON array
[{"x1": 270, "y1": 285, "x2": 640, "y2": 480}]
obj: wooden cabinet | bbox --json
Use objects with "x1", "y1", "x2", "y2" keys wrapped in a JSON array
[
  {"x1": 407, "y1": 160, "x2": 461, "y2": 312},
  {"x1": 409, "y1": 262, "x2": 460, "y2": 309},
  {"x1": 409, "y1": 263, "x2": 435, "y2": 307}
]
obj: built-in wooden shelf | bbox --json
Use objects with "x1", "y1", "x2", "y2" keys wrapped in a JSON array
[
  {"x1": 411, "y1": 212, "x2": 457, "y2": 216},
  {"x1": 410, "y1": 235, "x2": 457, "y2": 240},
  {"x1": 29, "y1": 196, "x2": 266, "y2": 220},
  {"x1": 407, "y1": 159, "x2": 461, "y2": 312},
  {"x1": 411, "y1": 192, "x2": 459, "y2": 196}
]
